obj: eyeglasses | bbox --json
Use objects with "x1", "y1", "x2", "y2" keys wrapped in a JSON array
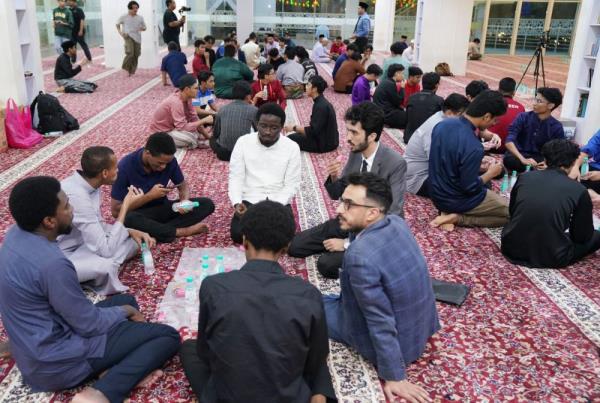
[{"x1": 339, "y1": 197, "x2": 380, "y2": 211}]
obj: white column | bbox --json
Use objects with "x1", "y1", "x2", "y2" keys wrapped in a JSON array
[
  {"x1": 415, "y1": 0, "x2": 474, "y2": 76},
  {"x1": 101, "y1": 0, "x2": 159, "y2": 70},
  {"x1": 480, "y1": 0, "x2": 492, "y2": 56},
  {"x1": 343, "y1": 0, "x2": 359, "y2": 40},
  {"x1": 178, "y1": 0, "x2": 188, "y2": 48},
  {"x1": 236, "y1": 0, "x2": 253, "y2": 45},
  {"x1": 509, "y1": 0, "x2": 523, "y2": 56},
  {"x1": 373, "y1": 0, "x2": 396, "y2": 52}
]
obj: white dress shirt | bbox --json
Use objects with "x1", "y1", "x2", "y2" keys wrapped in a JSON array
[
  {"x1": 229, "y1": 133, "x2": 301, "y2": 206},
  {"x1": 312, "y1": 42, "x2": 330, "y2": 63},
  {"x1": 241, "y1": 40, "x2": 261, "y2": 69},
  {"x1": 402, "y1": 46, "x2": 416, "y2": 64},
  {"x1": 361, "y1": 141, "x2": 380, "y2": 173}
]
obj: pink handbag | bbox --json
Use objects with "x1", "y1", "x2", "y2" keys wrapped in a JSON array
[{"x1": 4, "y1": 99, "x2": 42, "y2": 149}]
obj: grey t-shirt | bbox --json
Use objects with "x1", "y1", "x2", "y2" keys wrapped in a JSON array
[
  {"x1": 117, "y1": 14, "x2": 146, "y2": 44},
  {"x1": 404, "y1": 111, "x2": 446, "y2": 194}
]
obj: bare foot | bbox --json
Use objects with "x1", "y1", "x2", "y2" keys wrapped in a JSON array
[
  {"x1": 72, "y1": 387, "x2": 109, "y2": 403},
  {"x1": 136, "y1": 369, "x2": 163, "y2": 388},
  {"x1": 0, "y1": 341, "x2": 10, "y2": 359},
  {"x1": 56, "y1": 86, "x2": 65, "y2": 93},
  {"x1": 430, "y1": 213, "x2": 459, "y2": 231},
  {"x1": 176, "y1": 222, "x2": 209, "y2": 238}
]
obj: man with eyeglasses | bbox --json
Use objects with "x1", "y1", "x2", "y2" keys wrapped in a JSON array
[
  {"x1": 228, "y1": 103, "x2": 301, "y2": 244},
  {"x1": 288, "y1": 102, "x2": 406, "y2": 279},
  {"x1": 503, "y1": 87, "x2": 564, "y2": 173},
  {"x1": 323, "y1": 172, "x2": 438, "y2": 403}
]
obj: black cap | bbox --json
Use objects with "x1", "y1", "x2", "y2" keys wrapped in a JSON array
[{"x1": 359, "y1": 2, "x2": 369, "y2": 10}]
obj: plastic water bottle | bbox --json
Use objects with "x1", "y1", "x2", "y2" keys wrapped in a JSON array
[
  {"x1": 581, "y1": 156, "x2": 589, "y2": 176},
  {"x1": 172, "y1": 201, "x2": 199, "y2": 212},
  {"x1": 500, "y1": 173, "x2": 509, "y2": 194},
  {"x1": 525, "y1": 164, "x2": 532, "y2": 172},
  {"x1": 262, "y1": 85, "x2": 268, "y2": 99},
  {"x1": 185, "y1": 276, "x2": 195, "y2": 302},
  {"x1": 509, "y1": 170, "x2": 517, "y2": 189},
  {"x1": 201, "y1": 262, "x2": 210, "y2": 276},
  {"x1": 141, "y1": 242, "x2": 155, "y2": 275},
  {"x1": 215, "y1": 255, "x2": 225, "y2": 273}
]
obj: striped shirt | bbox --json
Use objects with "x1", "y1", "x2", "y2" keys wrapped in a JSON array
[{"x1": 214, "y1": 100, "x2": 258, "y2": 151}]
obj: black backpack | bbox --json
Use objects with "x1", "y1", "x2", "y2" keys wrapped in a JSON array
[{"x1": 30, "y1": 92, "x2": 79, "y2": 134}]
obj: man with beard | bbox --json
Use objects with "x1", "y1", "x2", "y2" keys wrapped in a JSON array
[
  {"x1": 228, "y1": 103, "x2": 301, "y2": 244},
  {"x1": 322, "y1": 172, "x2": 438, "y2": 403},
  {"x1": 0, "y1": 176, "x2": 180, "y2": 403},
  {"x1": 58, "y1": 146, "x2": 155, "y2": 295},
  {"x1": 288, "y1": 102, "x2": 406, "y2": 279}
]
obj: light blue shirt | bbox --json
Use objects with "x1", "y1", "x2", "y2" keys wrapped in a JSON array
[{"x1": 354, "y1": 14, "x2": 371, "y2": 38}]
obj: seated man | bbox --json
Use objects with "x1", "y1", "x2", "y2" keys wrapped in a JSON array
[
  {"x1": 468, "y1": 38, "x2": 482, "y2": 60},
  {"x1": 160, "y1": 41, "x2": 187, "y2": 87},
  {"x1": 111, "y1": 132, "x2": 215, "y2": 243},
  {"x1": 401, "y1": 39, "x2": 416, "y2": 64},
  {"x1": 373, "y1": 63, "x2": 407, "y2": 129},
  {"x1": 0, "y1": 176, "x2": 180, "y2": 403},
  {"x1": 276, "y1": 46, "x2": 306, "y2": 99},
  {"x1": 382, "y1": 41, "x2": 411, "y2": 79},
  {"x1": 179, "y1": 200, "x2": 336, "y2": 402},
  {"x1": 59, "y1": 146, "x2": 155, "y2": 295},
  {"x1": 404, "y1": 72, "x2": 443, "y2": 144},
  {"x1": 194, "y1": 70, "x2": 218, "y2": 118},
  {"x1": 351, "y1": 64, "x2": 382, "y2": 105},
  {"x1": 333, "y1": 52, "x2": 365, "y2": 94},
  {"x1": 288, "y1": 102, "x2": 406, "y2": 279},
  {"x1": 210, "y1": 80, "x2": 257, "y2": 161},
  {"x1": 149, "y1": 74, "x2": 213, "y2": 149},
  {"x1": 297, "y1": 46, "x2": 319, "y2": 83},
  {"x1": 228, "y1": 103, "x2": 301, "y2": 244},
  {"x1": 332, "y1": 43, "x2": 360, "y2": 79},
  {"x1": 330, "y1": 36, "x2": 346, "y2": 60},
  {"x1": 429, "y1": 90, "x2": 508, "y2": 231},
  {"x1": 251, "y1": 64, "x2": 287, "y2": 110},
  {"x1": 212, "y1": 44, "x2": 254, "y2": 99},
  {"x1": 405, "y1": 93, "x2": 470, "y2": 198},
  {"x1": 267, "y1": 47, "x2": 285, "y2": 71},
  {"x1": 503, "y1": 87, "x2": 564, "y2": 173},
  {"x1": 54, "y1": 40, "x2": 96, "y2": 93},
  {"x1": 465, "y1": 79, "x2": 489, "y2": 101},
  {"x1": 572, "y1": 128, "x2": 600, "y2": 199},
  {"x1": 285, "y1": 76, "x2": 339, "y2": 153},
  {"x1": 402, "y1": 66, "x2": 423, "y2": 108},
  {"x1": 311, "y1": 35, "x2": 331, "y2": 63},
  {"x1": 192, "y1": 39, "x2": 210, "y2": 77},
  {"x1": 487, "y1": 77, "x2": 525, "y2": 154},
  {"x1": 323, "y1": 172, "x2": 439, "y2": 403},
  {"x1": 502, "y1": 139, "x2": 600, "y2": 268}
]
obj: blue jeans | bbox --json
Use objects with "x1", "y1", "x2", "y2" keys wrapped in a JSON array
[
  {"x1": 54, "y1": 35, "x2": 70, "y2": 54},
  {"x1": 88, "y1": 294, "x2": 181, "y2": 403},
  {"x1": 322, "y1": 294, "x2": 348, "y2": 345}
]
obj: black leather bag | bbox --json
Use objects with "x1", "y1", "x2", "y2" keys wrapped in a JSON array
[{"x1": 432, "y1": 279, "x2": 471, "y2": 306}]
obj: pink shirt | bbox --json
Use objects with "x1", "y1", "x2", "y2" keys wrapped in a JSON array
[{"x1": 149, "y1": 91, "x2": 200, "y2": 133}]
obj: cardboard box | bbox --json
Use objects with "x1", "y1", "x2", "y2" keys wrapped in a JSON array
[{"x1": 0, "y1": 108, "x2": 7, "y2": 153}]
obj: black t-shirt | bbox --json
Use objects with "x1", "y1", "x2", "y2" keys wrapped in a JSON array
[
  {"x1": 71, "y1": 6, "x2": 85, "y2": 37},
  {"x1": 162, "y1": 10, "x2": 179, "y2": 43}
]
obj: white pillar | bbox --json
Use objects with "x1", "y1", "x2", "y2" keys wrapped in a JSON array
[
  {"x1": 178, "y1": 0, "x2": 188, "y2": 48},
  {"x1": 415, "y1": 0, "x2": 474, "y2": 76},
  {"x1": 510, "y1": 0, "x2": 523, "y2": 56},
  {"x1": 480, "y1": 0, "x2": 492, "y2": 56},
  {"x1": 101, "y1": 0, "x2": 159, "y2": 70},
  {"x1": 236, "y1": 0, "x2": 253, "y2": 45},
  {"x1": 343, "y1": 0, "x2": 359, "y2": 40},
  {"x1": 373, "y1": 0, "x2": 396, "y2": 52}
]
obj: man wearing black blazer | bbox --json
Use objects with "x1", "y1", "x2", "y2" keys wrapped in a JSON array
[{"x1": 288, "y1": 102, "x2": 407, "y2": 279}]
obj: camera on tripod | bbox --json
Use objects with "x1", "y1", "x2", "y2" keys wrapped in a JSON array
[
  {"x1": 538, "y1": 31, "x2": 549, "y2": 48},
  {"x1": 179, "y1": 6, "x2": 191, "y2": 14}
]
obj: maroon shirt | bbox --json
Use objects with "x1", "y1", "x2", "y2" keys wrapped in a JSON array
[
  {"x1": 251, "y1": 80, "x2": 287, "y2": 110},
  {"x1": 488, "y1": 96, "x2": 525, "y2": 153}
]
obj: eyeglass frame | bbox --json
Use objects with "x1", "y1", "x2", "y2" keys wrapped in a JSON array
[{"x1": 338, "y1": 197, "x2": 381, "y2": 211}]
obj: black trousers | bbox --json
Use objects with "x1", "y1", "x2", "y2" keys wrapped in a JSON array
[
  {"x1": 581, "y1": 166, "x2": 600, "y2": 193},
  {"x1": 72, "y1": 34, "x2": 92, "y2": 61},
  {"x1": 354, "y1": 36, "x2": 368, "y2": 53},
  {"x1": 88, "y1": 294, "x2": 181, "y2": 403},
  {"x1": 384, "y1": 109, "x2": 407, "y2": 130},
  {"x1": 572, "y1": 230, "x2": 600, "y2": 264},
  {"x1": 124, "y1": 198, "x2": 215, "y2": 243},
  {"x1": 179, "y1": 339, "x2": 337, "y2": 402},
  {"x1": 288, "y1": 218, "x2": 347, "y2": 279},
  {"x1": 503, "y1": 152, "x2": 544, "y2": 173},
  {"x1": 416, "y1": 177, "x2": 430, "y2": 198},
  {"x1": 209, "y1": 137, "x2": 232, "y2": 161}
]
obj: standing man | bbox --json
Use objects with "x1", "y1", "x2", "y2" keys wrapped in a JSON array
[
  {"x1": 67, "y1": 0, "x2": 91, "y2": 62},
  {"x1": 116, "y1": 1, "x2": 147, "y2": 76},
  {"x1": 241, "y1": 32, "x2": 261, "y2": 70},
  {"x1": 352, "y1": 2, "x2": 371, "y2": 53},
  {"x1": 163, "y1": 0, "x2": 185, "y2": 49},
  {"x1": 53, "y1": 0, "x2": 74, "y2": 55}
]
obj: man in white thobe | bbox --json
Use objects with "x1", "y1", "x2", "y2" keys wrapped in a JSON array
[
  {"x1": 312, "y1": 36, "x2": 331, "y2": 63},
  {"x1": 59, "y1": 146, "x2": 155, "y2": 295}
]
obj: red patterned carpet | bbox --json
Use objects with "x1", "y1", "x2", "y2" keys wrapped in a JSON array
[{"x1": 0, "y1": 50, "x2": 599, "y2": 402}]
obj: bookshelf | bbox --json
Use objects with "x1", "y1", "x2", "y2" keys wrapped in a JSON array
[
  {"x1": 562, "y1": 0, "x2": 600, "y2": 143},
  {"x1": 0, "y1": 0, "x2": 44, "y2": 107}
]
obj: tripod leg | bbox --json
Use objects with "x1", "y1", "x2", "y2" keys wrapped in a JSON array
[
  {"x1": 540, "y1": 50, "x2": 546, "y2": 88},
  {"x1": 517, "y1": 50, "x2": 537, "y2": 92}
]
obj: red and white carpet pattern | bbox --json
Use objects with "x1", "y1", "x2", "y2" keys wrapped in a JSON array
[{"x1": 0, "y1": 51, "x2": 598, "y2": 402}]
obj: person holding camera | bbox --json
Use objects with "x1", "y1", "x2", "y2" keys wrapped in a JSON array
[{"x1": 163, "y1": 0, "x2": 186, "y2": 48}]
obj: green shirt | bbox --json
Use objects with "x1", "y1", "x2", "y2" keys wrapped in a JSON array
[
  {"x1": 212, "y1": 57, "x2": 254, "y2": 99},
  {"x1": 53, "y1": 6, "x2": 74, "y2": 38},
  {"x1": 382, "y1": 55, "x2": 411, "y2": 79}
]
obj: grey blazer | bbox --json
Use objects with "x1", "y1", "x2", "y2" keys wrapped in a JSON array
[{"x1": 324, "y1": 143, "x2": 407, "y2": 216}]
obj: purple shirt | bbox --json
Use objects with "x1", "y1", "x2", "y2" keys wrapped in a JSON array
[
  {"x1": 0, "y1": 226, "x2": 127, "y2": 391},
  {"x1": 351, "y1": 75, "x2": 371, "y2": 105}
]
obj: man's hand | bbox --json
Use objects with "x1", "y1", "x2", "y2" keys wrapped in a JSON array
[
  {"x1": 147, "y1": 184, "x2": 172, "y2": 200},
  {"x1": 323, "y1": 238, "x2": 345, "y2": 252},
  {"x1": 284, "y1": 125, "x2": 295, "y2": 134},
  {"x1": 122, "y1": 186, "x2": 144, "y2": 209},
  {"x1": 383, "y1": 380, "x2": 432, "y2": 403},
  {"x1": 123, "y1": 305, "x2": 146, "y2": 322},
  {"x1": 309, "y1": 395, "x2": 326, "y2": 403},
  {"x1": 128, "y1": 229, "x2": 156, "y2": 248},
  {"x1": 520, "y1": 157, "x2": 539, "y2": 168},
  {"x1": 200, "y1": 115, "x2": 214, "y2": 126},
  {"x1": 536, "y1": 161, "x2": 547, "y2": 170},
  {"x1": 174, "y1": 199, "x2": 194, "y2": 215},
  {"x1": 234, "y1": 203, "x2": 247, "y2": 216},
  {"x1": 582, "y1": 171, "x2": 600, "y2": 182},
  {"x1": 486, "y1": 162, "x2": 504, "y2": 178},
  {"x1": 488, "y1": 133, "x2": 501, "y2": 148},
  {"x1": 79, "y1": 58, "x2": 89, "y2": 67},
  {"x1": 327, "y1": 160, "x2": 342, "y2": 182},
  {"x1": 78, "y1": 30, "x2": 84, "y2": 37}
]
